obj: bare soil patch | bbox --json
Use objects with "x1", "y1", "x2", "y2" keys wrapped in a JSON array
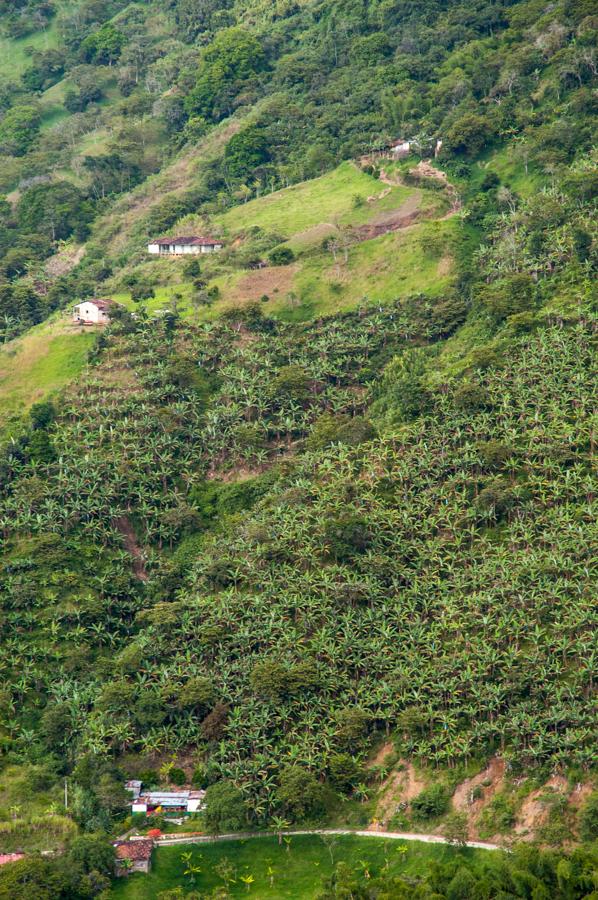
[
  {"x1": 410, "y1": 160, "x2": 462, "y2": 213},
  {"x1": 207, "y1": 463, "x2": 265, "y2": 483},
  {"x1": 437, "y1": 255, "x2": 453, "y2": 276},
  {"x1": 232, "y1": 263, "x2": 299, "y2": 302},
  {"x1": 370, "y1": 760, "x2": 427, "y2": 829},
  {"x1": 45, "y1": 244, "x2": 85, "y2": 278},
  {"x1": 514, "y1": 791, "x2": 552, "y2": 839},
  {"x1": 354, "y1": 192, "x2": 423, "y2": 240},
  {"x1": 113, "y1": 515, "x2": 148, "y2": 581},
  {"x1": 452, "y1": 757, "x2": 506, "y2": 839},
  {"x1": 368, "y1": 742, "x2": 395, "y2": 768},
  {"x1": 568, "y1": 781, "x2": 593, "y2": 808}
]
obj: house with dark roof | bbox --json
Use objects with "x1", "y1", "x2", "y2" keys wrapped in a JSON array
[
  {"x1": 148, "y1": 236, "x2": 223, "y2": 256},
  {"x1": 73, "y1": 298, "x2": 114, "y2": 325},
  {"x1": 114, "y1": 838, "x2": 154, "y2": 876}
]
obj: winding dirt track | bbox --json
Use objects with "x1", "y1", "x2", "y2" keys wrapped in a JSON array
[{"x1": 154, "y1": 828, "x2": 502, "y2": 852}]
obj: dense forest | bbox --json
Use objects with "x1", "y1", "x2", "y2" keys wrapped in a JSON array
[{"x1": 0, "y1": 0, "x2": 596, "y2": 895}]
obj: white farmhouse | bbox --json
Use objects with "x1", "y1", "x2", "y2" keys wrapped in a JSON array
[
  {"x1": 148, "y1": 236, "x2": 223, "y2": 256},
  {"x1": 72, "y1": 298, "x2": 113, "y2": 325},
  {"x1": 390, "y1": 139, "x2": 413, "y2": 157}
]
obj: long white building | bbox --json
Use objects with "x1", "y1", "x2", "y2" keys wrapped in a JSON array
[{"x1": 148, "y1": 236, "x2": 223, "y2": 255}]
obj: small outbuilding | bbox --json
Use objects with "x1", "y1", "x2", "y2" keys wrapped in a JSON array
[
  {"x1": 73, "y1": 298, "x2": 114, "y2": 325},
  {"x1": 125, "y1": 780, "x2": 142, "y2": 800},
  {"x1": 148, "y1": 236, "x2": 223, "y2": 256},
  {"x1": 114, "y1": 839, "x2": 154, "y2": 877},
  {"x1": 390, "y1": 139, "x2": 413, "y2": 157}
]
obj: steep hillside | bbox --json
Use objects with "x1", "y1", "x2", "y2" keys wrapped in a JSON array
[
  {"x1": 0, "y1": 315, "x2": 93, "y2": 430},
  {"x1": 109, "y1": 159, "x2": 456, "y2": 321},
  {"x1": 0, "y1": 0, "x2": 596, "y2": 894}
]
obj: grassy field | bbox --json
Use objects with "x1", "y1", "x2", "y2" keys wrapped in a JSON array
[
  {"x1": 110, "y1": 160, "x2": 457, "y2": 322},
  {"x1": 0, "y1": 1, "x2": 81, "y2": 79},
  {"x1": 207, "y1": 217, "x2": 458, "y2": 321},
  {"x1": 215, "y1": 162, "x2": 413, "y2": 238},
  {"x1": 115, "y1": 216, "x2": 457, "y2": 324},
  {"x1": 0, "y1": 317, "x2": 95, "y2": 427},
  {"x1": 0, "y1": 764, "x2": 76, "y2": 852},
  {"x1": 110, "y1": 835, "x2": 488, "y2": 899}
]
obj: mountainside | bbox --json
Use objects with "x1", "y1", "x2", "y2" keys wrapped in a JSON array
[{"x1": 0, "y1": 0, "x2": 597, "y2": 896}]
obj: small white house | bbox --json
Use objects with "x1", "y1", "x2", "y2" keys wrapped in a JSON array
[
  {"x1": 73, "y1": 298, "x2": 113, "y2": 325},
  {"x1": 148, "y1": 236, "x2": 223, "y2": 256},
  {"x1": 390, "y1": 139, "x2": 412, "y2": 157}
]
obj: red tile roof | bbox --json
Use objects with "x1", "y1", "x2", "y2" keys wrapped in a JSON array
[
  {"x1": 114, "y1": 840, "x2": 154, "y2": 861},
  {"x1": 76, "y1": 298, "x2": 113, "y2": 311}
]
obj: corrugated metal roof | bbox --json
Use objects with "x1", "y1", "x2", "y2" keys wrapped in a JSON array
[{"x1": 142, "y1": 791, "x2": 190, "y2": 806}]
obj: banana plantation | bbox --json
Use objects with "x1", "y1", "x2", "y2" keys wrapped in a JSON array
[{"x1": 0, "y1": 290, "x2": 595, "y2": 822}]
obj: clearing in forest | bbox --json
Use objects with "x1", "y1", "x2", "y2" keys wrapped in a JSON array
[
  {"x1": 120, "y1": 160, "x2": 458, "y2": 321},
  {"x1": 0, "y1": 317, "x2": 95, "y2": 428}
]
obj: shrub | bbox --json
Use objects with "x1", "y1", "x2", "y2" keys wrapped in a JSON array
[
  {"x1": 411, "y1": 784, "x2": 450, "y2": 820},
  {"x1": 454, "y1": 382, "x2": 492, "y2": 411},
  {"x1": 445, "y1": 113, "x2": 493, "y2": 157},
  {"x1": 579, "y1": 792, "x2": 598, "y2": 841},
  {"x1": 192, "y1": 765, "x2": 208, "y2": 788},
  {"x1": 328, "y1": 753, "x2": 362, "y2": 792},
  {"x1": 177, "y1": 676, "x2": 216, "y2": 713},
  {"x1": 250, "y1": 660, "x2": 289, "y2": 699},
  {"x1": 169, "y1": 768, "x2": 187, "y2": 786},
  {"x1": 322, "y1": 512, "x2": 372, "y2": 561},
  {"x1": 475, "y1": 478, "x2": 517, "y2": 521},
  {"x1": 200, "y1": 703, "x2": 229, "y2": 742},
  {"x1": 477, "y1": 441, "x2": 512, "y2": 471},
  {"x1": 479, "y1": 275, "x2": 534, "y2": 321},
  {"x1": 276, "y1": 766, "x2": 326, "y2": 820},
  {"x1": 480, "y1": 792, "x2": 516, "y2": 833},
  {"x1": 335, "y1": 708, "x2": 371, "y2": 751},
  {"x1": 446, "y1": 867, "x2": 479, "y2": 900},
  {"x1": 306, "y1": 414, "x2": 375, "y2": 450},
  {"x1": 376, "y1": 348, "x2": 432, "y2": 422},
  {"x1": 270, "y1": 364, "x2": 310, "y2": 404},
  {"x1": 204, "y1": 781, "x2": 246, "y2": 833},
  {"x1": 268, "y1": 246, "x2": 294, "y2": 266},
  {"x1": 443, "y1": 811, "x2": 469, "y2": 845}
]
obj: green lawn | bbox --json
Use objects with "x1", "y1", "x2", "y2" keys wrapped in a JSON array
[
  {"x1": 110, "y1": 834, "x2": 488, "y2": 899},
  {"x1": 113, "y1": 216, "x2": 457, "y2": 325},
  {"x1": 108, "y1": 160, "x2": 456, "y2": 323},
  {"x1": 114, "y1": 283, "x2": 195, "y2": 318},
  {"x1": 471, "y1": 146, "x2": 544, "y2": 198},
  {"x1": 283, "y1": 218, "x2": 457, "y2": 320},
  {"x1": 0, "y1": 317, "x2": 95, "y2": 428},
  {"x1": 206, "y1": 217, "x2": 458, "y2": 322},
  {"x1": 216, "y1": 162, "x2": 412, "y2": 238},
  {"x1": 0, "y1": 2, "x2": 81, "y2": 79}
]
